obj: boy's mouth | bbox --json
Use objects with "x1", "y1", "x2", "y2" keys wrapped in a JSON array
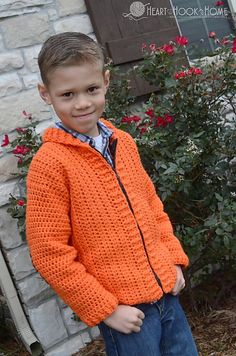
[{"x1": 73, "y1": 112, "x2": 94, "y2": 119}]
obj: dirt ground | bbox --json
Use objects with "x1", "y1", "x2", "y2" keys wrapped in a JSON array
[{"x1": 1, "y1": 287, "x2": 236, "y2": 356}]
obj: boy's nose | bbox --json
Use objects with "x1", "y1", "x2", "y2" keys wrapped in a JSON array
[{"x1": 74, "y1": 96, "x2": 92, "y2": 110}]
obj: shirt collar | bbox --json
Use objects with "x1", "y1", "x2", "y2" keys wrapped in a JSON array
[{"x1": 55, "y1": 120, "x2": 113, "y2": 144}]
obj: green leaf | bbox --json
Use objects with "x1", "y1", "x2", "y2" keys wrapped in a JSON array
[
  {"x1": 216, "y1": 228, "x2": 223, "y2": 235},
  {"x1": 223, "y1": 235, "x2": 230, "y2": 248},
  {"x1": 204, "y1": 215, "x2": 218, "y2": 227},
  {"x1": 163, "y1": 163, "x2": 177, "y2": 175},
  {"x1": 215, "y1": 193, "x2": 223, "y2": 202}
]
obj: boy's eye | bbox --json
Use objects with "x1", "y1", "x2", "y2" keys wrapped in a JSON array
[
  {"x1": 88, "y1": 86, "x2": 99, "y2": 93},
  {"x1": 62, "y1": 92, "x2": 73, "y2": 98}
]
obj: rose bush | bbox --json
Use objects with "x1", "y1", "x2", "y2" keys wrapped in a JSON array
[
  {"x1": 109, "y1": 34, "x2": 236, "y2": 298},
  {"x1": 2, "y1": 112, "x2": 42, "y2": 238}
]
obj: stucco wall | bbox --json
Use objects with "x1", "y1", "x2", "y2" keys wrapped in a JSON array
[{"x1": 0, "y1": 1, "x2": 100, "y2": 355}]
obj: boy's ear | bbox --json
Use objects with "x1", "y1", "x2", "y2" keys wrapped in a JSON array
[
  {"x1": 103, "y1": 69, "x2": 110, "y2": 93},
  {"x1": 38, "y1": 83, "x2": 52, "y2": 105}
]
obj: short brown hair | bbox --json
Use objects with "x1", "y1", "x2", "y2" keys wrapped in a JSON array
[{"x1": 38, "y1": 32, "x2": 105, "y2": 86}]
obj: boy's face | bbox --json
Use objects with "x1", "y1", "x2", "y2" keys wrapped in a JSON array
[{"x1": 38, "y1": 62, "x2": 110, "y2": 137}]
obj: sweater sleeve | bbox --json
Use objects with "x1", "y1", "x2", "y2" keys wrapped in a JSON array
[
  {"x1": 26, "y1": 149, "x2": 118, "y2": 326},
  {"x1": 127, "y1": 134, "x2": 189, "y2": 267}
]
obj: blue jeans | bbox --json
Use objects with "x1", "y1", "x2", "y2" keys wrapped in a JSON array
[{"x1": 98, "y1": 294, "x2": 198, "y2": 356}]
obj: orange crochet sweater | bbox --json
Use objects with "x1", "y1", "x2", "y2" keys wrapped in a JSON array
[{"x1": 26, "y1": 119, "x2": 189, "y2": 327}]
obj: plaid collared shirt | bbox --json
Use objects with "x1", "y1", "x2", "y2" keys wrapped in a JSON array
[{"x1": 55, "y1": 120, "x2": 114, "y2": 168}]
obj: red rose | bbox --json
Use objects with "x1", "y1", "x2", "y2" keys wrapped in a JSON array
[
  {"x1": 232, "y1": 38, "x2": 236, "y2": 52},
  {"x1": 221, "y1": 37, "x2": 229, "y2": 45},
  {"x1": 187, "y1": 68, "x2": 195, "y2": 75},
  {"x1": 13, "y1": 145, "x2": 31, "y2": 155},
  {"x1": 138, "y1": 121, "x2": 149, "y2": 134},
  {"x1": 215, "y1": 1, "x2": 224, "y2": 5},
  {"x1": 16, "y1": 127, "x2": 27, "y2": 133},
  {"x1": 175, "y1": 36, "x2": 188, "y2": 46},
  {"x1": 164, "y1": 114, "x2": 174, "y2": 124},
  {"x1": 149, "y1": 43, "x2": 156, "y2": 51},
  {"x1": 17, "y1": 199, "x2": 25, "y2": 206},
  {"x1": 145, "y1": 109, "x2": 154, "y2": 117},
  {"x1": 121, "y1": 116, "x2": 129, "y2": 123},
  {"x1": 174, "y1": 71, "x2": 186, "y2": 79},
  {"x1": 131, "y1": 116, "x2": 141, "y2": 122},
  {"x1": 209, "y1": 31, "x2": 216, "y2": 38},
  {"x1": 139, "y1": 127, "x2": 147, "y2": 134},
  {"x1": 155, "y1": 117, "x2": 166, "y2": 127},
  {"x1": 187, "y1": 67, "x2": 203, "y2": 75},
  {"x1": 121, "y1": 115, "x2": 141, "y2": 123},
  {"x1": 162, "y1": 44, "x2": 175, "y2": 55},
  {"x1": 193, "y1": 68, "x2": 203, "y2": 75},
  {"x1": 1, "y1": 134, "x2": 9, "y2": 147},
  {"x1": 141, "y1": 43, "x2": 147, "y2": 51}
]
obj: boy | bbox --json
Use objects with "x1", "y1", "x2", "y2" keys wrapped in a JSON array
[{"x1": 26, "y1": 32, "x2": 198, "y2": 355}]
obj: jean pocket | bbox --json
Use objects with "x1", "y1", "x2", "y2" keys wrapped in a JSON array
[{"x1": 98, "y1": 322, "x2": 120, "y2": 356}]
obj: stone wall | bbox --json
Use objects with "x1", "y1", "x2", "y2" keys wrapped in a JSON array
[{"x1": 0, "y1": 1, "x2": 100, "y2": 355}]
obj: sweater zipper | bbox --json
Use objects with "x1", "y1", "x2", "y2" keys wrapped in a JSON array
[
  {"x1": 115, "y1": 170, "x2": 163, "y2": 290},
  {"x1": 109, "y1": 139, "x2": 164, "y2": 292}
]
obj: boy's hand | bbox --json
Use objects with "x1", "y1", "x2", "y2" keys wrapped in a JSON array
[
  {"x1": 103, "y1": 305, "x2": 145, "y2": 334},
  {"x1": 170, "y1": 265, "x2": 185, "y2": 295}
]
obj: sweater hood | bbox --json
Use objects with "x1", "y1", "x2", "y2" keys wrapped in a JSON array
[{"x1": 42, "y1": 118, "x2": 117, "y2": 146}]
